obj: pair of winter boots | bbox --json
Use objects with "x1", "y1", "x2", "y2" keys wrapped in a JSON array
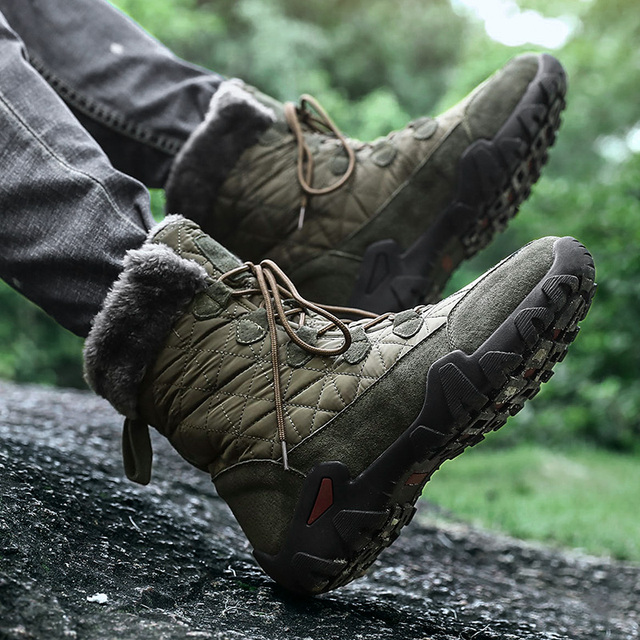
[{"x1": 85, "y1": 53, "x2": 595, "y2": 594}]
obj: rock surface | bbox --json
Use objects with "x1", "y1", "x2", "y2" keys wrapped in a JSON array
[{"x1": 0, "y1": 380, "x2": 638, "y2": 640}]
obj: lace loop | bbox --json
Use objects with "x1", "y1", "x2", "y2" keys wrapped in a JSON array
[{"x1": 284, "y1": 94, "x2": 356, "y2": 228}]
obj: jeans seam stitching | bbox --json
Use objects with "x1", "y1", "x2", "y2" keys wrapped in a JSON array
[
  {"x1": 29, "y1": 53, "x2": 183, "y2": 157},
  {"x1": 0, "y1": 92, "x2": 148, "y2": 235}
]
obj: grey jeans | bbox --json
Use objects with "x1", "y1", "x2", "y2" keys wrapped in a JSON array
[{"x1": 0, "y1": 0, "x2": 223, "y2": 337}]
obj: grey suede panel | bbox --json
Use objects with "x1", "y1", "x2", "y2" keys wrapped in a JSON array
[
  {"x1": 236, "y1": 319, "x2": 267, "y2": 345},
  {"x1": 448, "y1": 237, "x2": 557, "y2": 355},
  {"x1": 343, "y1": 325, "x2": 372, "y2": 365},
  {"x1": 193, "y1": 281, "x2": 232, "y2": 320},
  {"x1": 412, "y1": 117, "x2": 439, "y2": 140},
  {"x1": 465, "y1": 54, "x2": 540, "y2": 140},
  {"x1": 289, "y1": 328, "x2": 450, "y2": 478},
  {"x1": 286, "y1": 325, "x2": 318, "y2": 367},
  {"x1": 193, "y1": 289, "x2": 226, "y2": 319},
  {"x1": 237, "y1": 308, "x2": 269, "y2": 345},
  {"x1": 393, "y1": 309, "x2": 423, "y2": 338},
  {"x1": 195, "y1": 235, "x2": 244, "y2": 275},
  {"x1": 371, "y1": 140, "x2": 398, "y2": 167},
  {"x1": 214, "y1": 460, "x2": 305, "y2": 555}
]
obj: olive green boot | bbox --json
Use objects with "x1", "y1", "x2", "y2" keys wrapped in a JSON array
[
  {"x1": 165, "y1": 53, "x2": 567, "y2": 313},
  {"x1": 83, "y1": 216, "x2": 595, "y2": 595}
]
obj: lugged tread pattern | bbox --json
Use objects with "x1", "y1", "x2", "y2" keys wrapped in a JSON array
[
  {"x1": 351, "y1": 54, "x2": 568, "y2": 313},
  {"x1": 409, "y1": 424, "x2": 451, "y2": 450},
  {"x1": 255, "y1": 237, "x2": 596, "y2": 596},
  {"x1": 478, "y1": 351, "x2": 523, "y2": 385},
  {"x1": 332, "y1": 509, "x2": 388, "y2": 548},
  {"x1": 440, "y1": 363, "x2": 488, "y2": 419},
  {"x1": 514, "y1": 306, "x2": 555, "y2": 346}
]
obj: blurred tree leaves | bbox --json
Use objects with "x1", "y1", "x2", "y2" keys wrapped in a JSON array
[
  {"x1": 0, "y1": 284, "x2": 85, "y2": 388},
  {"x1": 0, "y1": 0, "x2": 638, "y2": 450}
]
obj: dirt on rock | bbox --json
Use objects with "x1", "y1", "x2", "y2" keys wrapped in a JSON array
[{"x1": 0, "y1": 380, "x2": 638, "y2": 640}]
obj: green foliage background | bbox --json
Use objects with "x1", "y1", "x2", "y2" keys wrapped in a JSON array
[{"x1": 1, "y1": 0, "x2": 638, "y2": 451}]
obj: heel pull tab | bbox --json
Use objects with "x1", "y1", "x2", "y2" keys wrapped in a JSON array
[{"x1": 122, "y1": 418, "x2": 153, "y2": 485}]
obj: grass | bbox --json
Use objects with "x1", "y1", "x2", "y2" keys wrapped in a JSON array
[{"x1": 420, "y1": 443, "x2": 640, "y2": 561}]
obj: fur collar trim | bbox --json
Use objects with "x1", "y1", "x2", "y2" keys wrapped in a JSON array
[
  {"x1": 165, "y1": 79, "x2": 276, "y2": 227},
  {"x1": 83, "y1": 217, "x2": 209, "y2": 418}
]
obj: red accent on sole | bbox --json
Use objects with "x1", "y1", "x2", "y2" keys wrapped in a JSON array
[
  {"x1": 441, "y1": 255, "x2": 454, "y2": 272},
  {"x1": 405, "y1": 472, "x2": 428, "y2": 487},
  {"x1": 307, "y1": 478, "x2": 334, "y2": 525}
]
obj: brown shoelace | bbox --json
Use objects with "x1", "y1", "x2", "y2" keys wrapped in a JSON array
[
  {"x1": 220, "y1": 259, "x2": 392, "y2": 469},
  {"x1": 284, "y1": 94, "x2": 356, "y2": 230}
]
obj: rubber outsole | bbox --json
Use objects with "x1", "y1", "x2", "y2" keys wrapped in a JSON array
[
  {"x1": 349, "y1": 53, "x2": 568, "y2": 314},
  {"x1": 255, "y1": 236, "x2": 595, "y2": 595}
]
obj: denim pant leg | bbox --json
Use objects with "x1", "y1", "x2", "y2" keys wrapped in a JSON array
[
  {"x1": 0, "y1": 12, "x2": 154, "y2": 338},
  {"x1": 0, "y1": 0, "x2": 222, "y2": 188}
]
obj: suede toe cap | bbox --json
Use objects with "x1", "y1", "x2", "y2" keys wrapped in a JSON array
[{"x1": 447, "y1": 236, "x2": 558, "y2": 355}]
